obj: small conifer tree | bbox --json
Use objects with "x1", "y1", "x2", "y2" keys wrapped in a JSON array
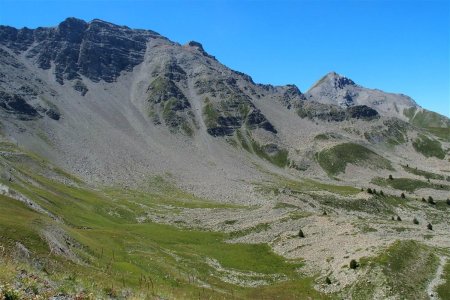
[
  {"x1": 349, "y1": 259, "x2": 358, "y2": 269},
  {"x1": 298, "y1": 229, "x2": 305, "y2": 238}
]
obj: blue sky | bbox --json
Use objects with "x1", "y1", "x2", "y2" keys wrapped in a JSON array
[{"x1": 1, "y1": 0, "x2": 449, "y2": 116}]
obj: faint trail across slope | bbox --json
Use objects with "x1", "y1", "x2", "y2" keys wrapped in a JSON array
[{"x1": 427, "y1": 256, "x2": 447, "y2": 299}]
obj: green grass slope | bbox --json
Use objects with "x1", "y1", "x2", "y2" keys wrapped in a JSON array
[
  {"x1": 316, "y1": 143, "x2": 393, "y2": 176},
  {"x1": 351, "y1": 240, "x2": 439, "y2": 300},
  {"x1": 404, "y1": 107, "x2": 450, "y2": 142},
  {"x1": 372, "y1": 177, "x2": 450, "y2": 192},
  {"x1": 412, "y1": 134, "x2": 446, "y2": 159},
  {"x1": 437, "y1": 260, "x2": 450, "y2": 299}
]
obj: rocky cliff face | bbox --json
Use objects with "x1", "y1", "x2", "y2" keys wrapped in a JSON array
[{"x1": 0, "y1": 18, "x2": 161, "y2": 84}]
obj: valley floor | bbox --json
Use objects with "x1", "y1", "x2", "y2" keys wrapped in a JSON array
[{"x1": 0, "y1": 138, "x2": 449, "y2": 300}]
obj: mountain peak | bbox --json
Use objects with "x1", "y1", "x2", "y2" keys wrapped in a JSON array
[
  {"x1": 325, "y1": 71, "x2": 356, "y2": 89},
  {"x1": 59, "y1": 17, "x2": 87, "y2": 26},
  {"x1": 308, "y1": 71, "x2": 356, "y2": 92}
]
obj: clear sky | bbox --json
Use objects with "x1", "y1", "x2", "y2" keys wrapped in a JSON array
[{"x1": 1, "y1": 0, "x2": 449, "y2": 117}]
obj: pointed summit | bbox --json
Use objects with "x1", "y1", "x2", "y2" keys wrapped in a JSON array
[
  {"x1": 327, "y1": 72, "x2": 356, "y2": 88},
  {"x1": 309, "y1": 71, "x2": 356, "y2": 92},
  {"x1": 306, "y1": 71, "x2": 417, "y2": 116}
]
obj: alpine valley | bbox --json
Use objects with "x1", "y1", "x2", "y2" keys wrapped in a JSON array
[{"x1": 0, "y1": 18, "x2": 449, "y2": 299}]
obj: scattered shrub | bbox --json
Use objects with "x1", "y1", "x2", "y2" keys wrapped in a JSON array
[
  {"x1": 391, "y1": 216, "x2": 395, "y2": 221},
  {"x1": 325, "y1": 277, "x2": 332, "y2": 284},
  {"x1": 401, "y1": 193, "x2": 406, "y2": 199},
  {"x1": 367, "y1": 188, "x2": 373, "y2": 194},
  {"x1": 421, "y1": 197, "x2": 426, "y2": 202},
  {"x1": 104, "y1": 287, "x2": 118, "y2": 297},
  {"x1": 349, "y1": 259, "x2": 359, "y2": 269},
  {"x1": 380, "y1": 190, "x2": 384, "y2": 196},
  {"x1": 427, "y1": 223, "x2": 433, "y2": 230},
  {"x1": 413, "y1": 217, "x2": 419, "y2": 225},
  {"x1": 428, "y1": 196, "x2": 435, "y2": 205},
  {"x1": 1, "y1": 286, "x2": 21, "y2": 300},
  {"x1": 447, "y1": 198, "x2": 450, "y2": 206},
  {"x1": 397, "y1": 216, "x2": 402, "y2": 221},
  {"x1": 389, "y1": 174, "x2": 394, "y2": 180}
]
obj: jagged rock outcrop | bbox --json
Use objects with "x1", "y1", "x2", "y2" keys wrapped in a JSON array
[
  {"x1": 195, "y1": 76, "x2": 277, "y2": 137},
  {"x1": 297, "y1": 101, "x2": 379, "y2": 122},
  {"x1": 347, "y1": 105, "x2": 379, "y2": 120},
  {"x1": 0, "y1": 90, "x2": 39, "y2": 119},
  {"x1": 0, "y1": 18, "x2": 162, "y2": 84},
  {"x1": 185, "y1": 41, "x2": 216, "y2": 60},
  {"x1": 146, "y1": 76, "x2": 194, "y2": 135}
]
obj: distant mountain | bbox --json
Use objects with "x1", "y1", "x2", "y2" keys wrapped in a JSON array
[{"x1": 306, "y1": 71, "x2": 417, "y2": 118}]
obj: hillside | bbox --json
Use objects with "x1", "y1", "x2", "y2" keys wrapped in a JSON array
[{"x1": 0, "y1": 18, "x2": 449, "y2": 299}]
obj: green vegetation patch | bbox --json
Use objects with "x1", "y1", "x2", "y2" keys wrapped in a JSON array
[
  {"x1": 314, "y1": 133, "x2": 330, "y2": 140},
  {"x1": 256, "y1": 175, "x2": 360, "y2": 197},
  {"x1": 364, "y1": 119, "x2": 409, "y2": 146},
  {"x1": 412, "y1": 134, "x2": 445, "y2": 159},
  {"x1": 372, "y1": 177, "x2": 450, "y2": 192},
  {"x1": 250, "y1": 138, "x2": 289, "y2": 168},
  {"x1": 404, "y1": 107, "x2": 450, "y2": 142},
  {"x1": 202, "y1": 97, "x2": 219, "y2": 128},
  {"x1": 236, "y1": 130, "x2": 289, "y2": 168},
  {"x1": 318, "y1": 195, "x2": 398, "y2": 215},
  {"x1": 229, "y1": 223, "x2": 271, "y2": 238},
  {"x1": 404, "y1": 107, "x2": 450, "y2": 129},
  {"x1": 316, "y1": 143, "x2": 393, "y2": 176},
  {"x1": 437, "y1": 260, "x2": 450, "y2": 300},
  {"x1": 402, "y1": 165, "x2": 447, "y2": 181},
  {"x1": 426, "y1": 127, "x2": 450, "y2": 142},
  {"x1": 354, "y1": 240, "x2": 439, "y2": 299}
]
